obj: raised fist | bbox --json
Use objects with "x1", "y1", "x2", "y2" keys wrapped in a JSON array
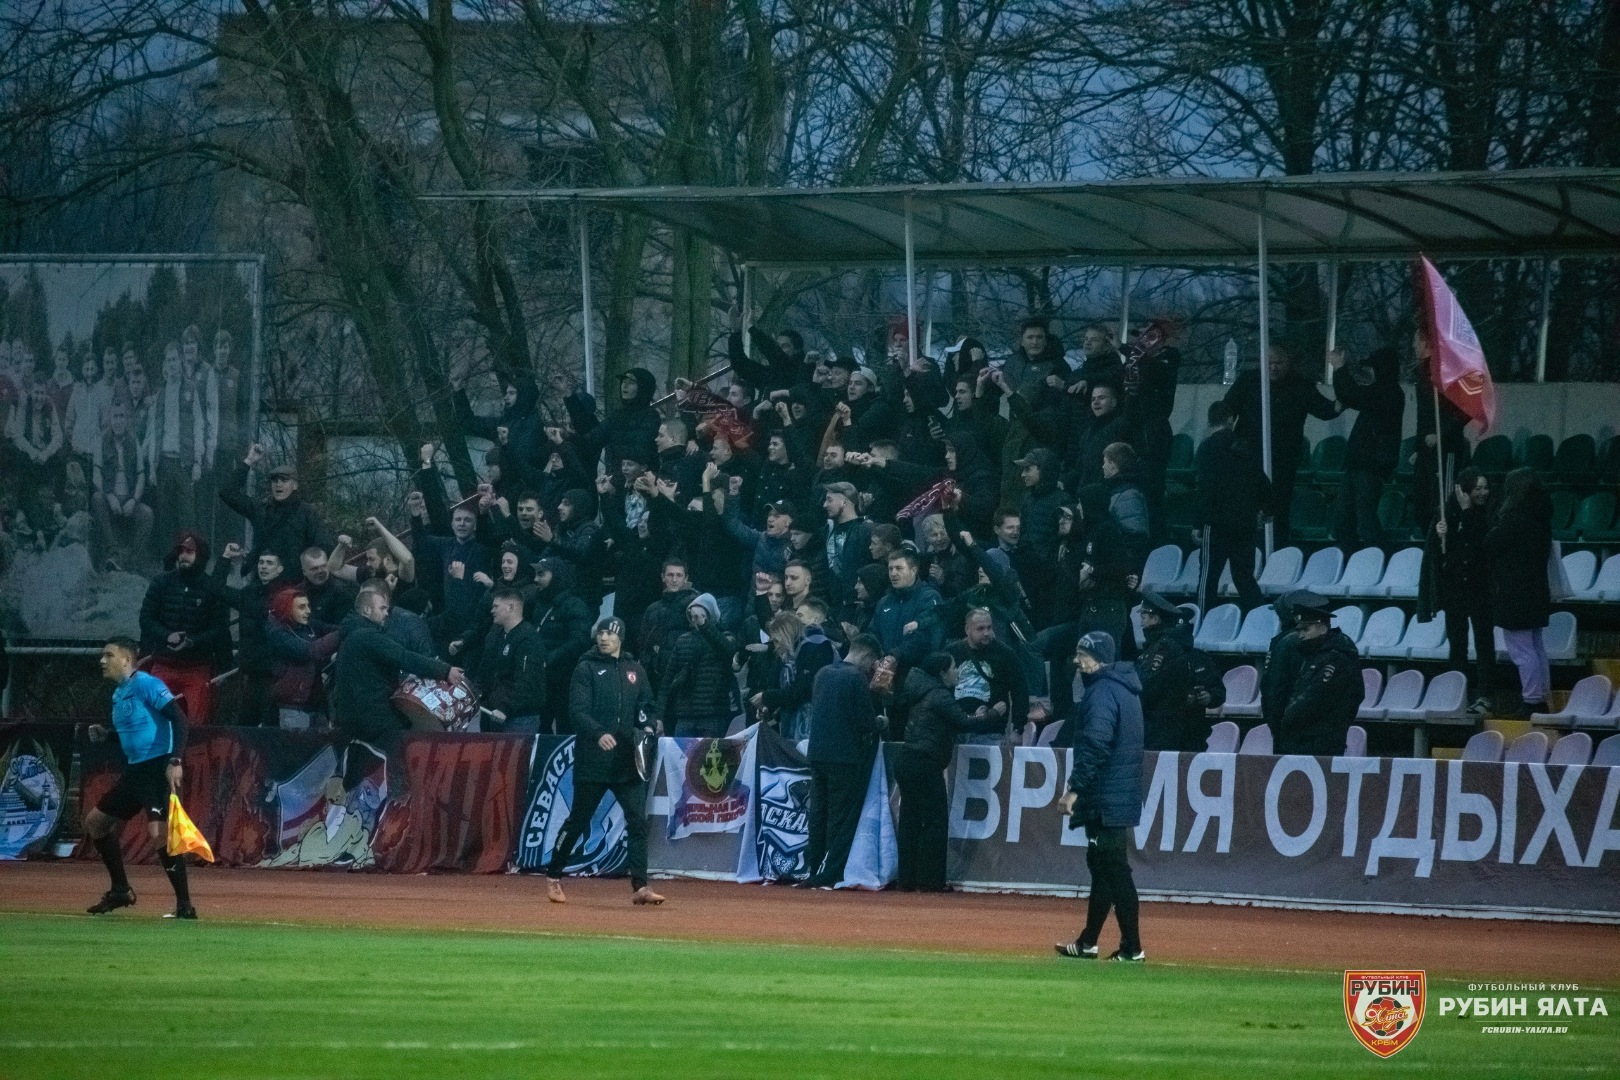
[{"x1": 244, "y1": 442, "x2": 266, "y2": 467}]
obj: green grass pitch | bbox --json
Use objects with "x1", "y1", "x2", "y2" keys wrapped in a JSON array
[{"x1": 0, "y1": 913, "x2": 1611, "y2": 1079}]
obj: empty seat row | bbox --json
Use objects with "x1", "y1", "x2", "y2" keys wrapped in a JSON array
[
  {"x1": 1186, "y1": 601, "x2": 1579, "y2": 662},
  {"x1": 1462, "y1": 729, "x2": 1607, "y2": 766},
  {"x1": 1202, "y1": 720, "x2": 1366, "y2": 757},
  {"x1": 1560, "y1": 550, "x2": 1620, "y2": 601},
  {"x1": 1142, "y1": 545, "x2": 1425, "y2": 601},
  {"x1": 1530, "y1": 675, "x2": 1620, "y2": 728}
]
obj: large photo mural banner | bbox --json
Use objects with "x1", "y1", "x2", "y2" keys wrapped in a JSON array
[{"x1": 0, "y1": 258, "x2": 262, "y2": 643}]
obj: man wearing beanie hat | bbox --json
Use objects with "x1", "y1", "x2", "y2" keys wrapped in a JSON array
[
  {"x1": 1274, "y1": 594, "x2": 1362, "y2": 756},
  {"x1": 1056, "y1": 630, "x2": 1147, "y2": 962},
  {"x1": 547, "y1": 616, "x2": 662, "y2": 905}
]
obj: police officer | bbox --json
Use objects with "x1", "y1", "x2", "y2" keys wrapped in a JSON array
[
  {"x1": 1275, "y1": 594, "x2": 1362, "y2": 756},
  {"x1": 1135, "y1": 592, "x2": 1227, "y2": 752},
  {"x1": 1258, "y1": 589, "x2": 1311, "y2": 739}
]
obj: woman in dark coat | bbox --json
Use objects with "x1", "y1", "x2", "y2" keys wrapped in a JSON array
[{"x1": 1485, "y1": 468, "x2": 1553, "y2": 718}]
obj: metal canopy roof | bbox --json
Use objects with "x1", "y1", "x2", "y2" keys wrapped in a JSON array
[{"x1": 428, "y1": 168, "x2": 1620, "y2": 268}]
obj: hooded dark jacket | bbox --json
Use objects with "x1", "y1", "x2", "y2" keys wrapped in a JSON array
[
  {"x1": 899, "y1": 668, "x2": 1001, "y2": 768},
  {"x1": 531, "y1": 559, "x2": 595, "y2": 678},
  {"x1": 1064, "y1": 661, "x2": 1145, "y2": 829},
  {"x1": 576, "y1": 367, "x2": 661, "y2": 471},
  {"x1": 218, "y1": 463, "x2": 334, "y2": 577},
  {"x1": 569, "y1": 647, "x2": 657, "y2": 783},
  {"x1": 661, "y1": 593, "x2": 738, "y2": 722},
  {"x1": 455, "y1": 379, "x2": 542, "y2": 472},
  {"x1": 139, "y1": 532, "x2": 230, "y2": 667},
  {"x1": 331, "y1": 614, "x2": 450, "y2": 736},
  {"x1": 1276, "y1": 628, "x2": 1362, "y2": 756}
]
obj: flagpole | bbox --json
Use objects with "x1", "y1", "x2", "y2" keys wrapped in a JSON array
[{"x1": 1432, "y1": 384, "x2": 1447, "y2": 555}]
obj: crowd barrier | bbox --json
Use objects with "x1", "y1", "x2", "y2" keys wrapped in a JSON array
[{"x1": 2, "y1": 722, "x2": 1615, "y2": 922}]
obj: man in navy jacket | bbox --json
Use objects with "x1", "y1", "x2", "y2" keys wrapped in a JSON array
[{"x1": 1056, "y1": 631, "x2": 1147, "y2": 962}]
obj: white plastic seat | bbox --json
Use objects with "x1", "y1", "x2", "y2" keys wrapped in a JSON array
[
  {"x1": 1238, "y1": 724, "x2": 1273, "y2": 755},
  {"x1": 1592, "y1": 554, "x2": 1620, "y2": 602},
  {"x1": 1036, "y1": 721, "x2": 1063, "y2": 747},
  {"x1": 1205, "y1": 720, "x2": 1239, "y2": 754},
  {"x1": 1593, "y1": 733, "x2": 1620, "y2": 767},
  {"x1": 1194, "y1": 603, "x2": 1242, "y2": 652},
  {"x1": 1256, "y1": 546, "x2": 1303, "y2": 596},
  {"x1": 1169, "y1": 548, "x2": 1203, "y2": 595},
  {"x1": 1366, "y1": 669, "x2": 1424, "y2": 720},
  {"x1": 1140, "y1": 544, "x2": 1184, "y2": 592},
  {"x1": 1504, "y1": 730, "x2": 1550, "y2": 764},
  {"x1": 1322, "y1": 547, "x2": 1385, "y2": 599},
  {"x1": 1398, "y1": 615, "x2": 1449, "y2": 661},
  {"x1": 1130, "y1": 604, "x2": 1147, "y2": 649},
  {"x1": 1220, "y1": 665, "x2": 1260, "y2": 718},
  {"x1": 1332, "y1": 605, "x2": 1365, "y2": 645},
  {"x1": 1176, "y1": 603, "x2": 1202, "y2": 633},
  {"x1": 1357, "y1": 668, "x2": 1384, "y2": 719},
  {"x1": 1548, "y1": 732, "x2": 1593, "y2": 767},
  {"x1": 1531, "y1": 675, "x2": 1613, "y2": 726},
  {"x1": 1233, "y1": 606, "x2": 1280, "y2": 654},
  {"x1": 1217, "y1": 549, "x2": 1265, "y2": 596},
  {"x1": 1545, "y1": 611, "x2": 1577, "y2": 661},
  {"x1": 1462, "y1": 729, "x2": 1505, "y2": 762},
  {"x1": 1563, "y1": 550, "x2": 1599, "y2": 599},
  {"x1": 1376, "y1": 547, "x2": 1424, "y2": 598},
  {"x1": 1295, "y1": 546, "x2": 1345, "y2": 592},
  {"x1": 1589, "y1": 688, "x2": 1620, "y2": 729},
  {"x1": 1385, "y1": 670, "x2": 1465, "y2": 721},
  {"x1": 1343, "y1": 725, "x2": 1368, "y2": 757},
  {"x1": 1359, "y1": 606, "x2": 1408, "y2": 658}
]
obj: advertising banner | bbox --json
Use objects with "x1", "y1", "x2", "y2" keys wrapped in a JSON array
[
  {"x1": 0, "y1": 723, "x2": 79, "y2": 859},
  {"x1": 946, "y1": 747, "x2": 1620, "y2": 919}
]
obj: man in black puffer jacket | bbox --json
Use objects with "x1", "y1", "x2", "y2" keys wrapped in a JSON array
[
  {"x1": 659, "y1": 592, "x2": 738, "y2": 738},
  {"x1": 1275, "y1": 595, "x2": 1362, "y2": 756},
  {"x1": 218, "y1": 444, "x2": 333, "y2": 579},
  {"x1": 1056, "y1": 631, "x2": 1146, "y2": 962},
  {"x1": 545, "y1": 617, "x2": 663, "y2": 906},
  {"x1": 894, "y1": 652, "x2": 1002, "y2": 892}
]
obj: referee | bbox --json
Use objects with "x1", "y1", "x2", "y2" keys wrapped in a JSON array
[{"x1": 84, "y1": 636, "x2": 197, "y2": 920}]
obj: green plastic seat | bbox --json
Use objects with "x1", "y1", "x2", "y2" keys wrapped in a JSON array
[
  {"x1": 1377, "y1": 488, "x2": 1409, "y2": 539},
  {"x1": 1555, "y1": 434, "x2": 1596, "y2": 482},
  {"x1": 1550, "y1": 490, "x2": 1581, "y2": 542},
  {"x1": 1472, "y1": 434, "x2": 1513, "y2": 477},
  {"x1": 1520, "y1": 433, "x2": 1555, "y2": 473},
  {"x1": 1312, "y1": 435, "x2": 1347, "y2": 483},
  {"x1": 1600, "y1": 436, "x2": 1620, "y2": 483},
  {"x1": 1576, "y1": 491, "x2": 1620, "y2": 542},
  {"x1": 1290, "y1": 487, "x2": 1331, "y2": 542},
  {"x1": 1166, "y1": 433, "x2": 1195, "y2": 480}
]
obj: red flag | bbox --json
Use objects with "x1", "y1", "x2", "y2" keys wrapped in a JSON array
[{"x1": 1415, "y1": 256, "x2": 1497, "y2": 433}]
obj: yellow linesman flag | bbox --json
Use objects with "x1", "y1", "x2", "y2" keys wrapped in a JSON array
[{"x1": 167, "y1": 794, "x2": 215, "y2": 862}]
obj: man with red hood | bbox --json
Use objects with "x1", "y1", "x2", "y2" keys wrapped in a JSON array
[{"x1": 138, "y1": 530, "x2": 229, "y2": 723}]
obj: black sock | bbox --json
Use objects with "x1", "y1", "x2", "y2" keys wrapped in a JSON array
[
  {"x1": 159, "y1": 851, "x2": 191, "y2": 907},
  {"x1": 94, "y1": 832, "x2": 130, "y2": 893}
]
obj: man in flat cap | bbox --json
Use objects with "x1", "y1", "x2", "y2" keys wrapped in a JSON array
[{"x1": 220, "y1": 442, "x2": 333, "y2": 579}]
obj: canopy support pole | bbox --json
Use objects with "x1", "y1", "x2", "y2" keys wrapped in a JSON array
[
  {"x1": 1257, "y1": 199, "x2": 1274, "y2": 559},
  {"x1": 741, "y1": 264, "x2": 752, "y2": 357},
  {"x1": 904, "y1": 196, "x2": 918, "y2": 365},
  {"x1": 923, "y1": 270, "x2": 935, "y2": 360},
  {"x1": 1536, "y1": 259, "x2": 1553, "y2": 383},
  {"x1": 1119, "y1": 265, "x2": 1132, "y2": 342},
  {"x1": 578, "y1": 210, "x2": 595, "y2": 397},
  {"x1": 1323, "y1": 261, "x2": 1339, "y2": 384}
]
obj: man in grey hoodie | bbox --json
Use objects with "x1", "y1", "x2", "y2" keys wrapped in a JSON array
[{"x1": 1055, "y1": 631, "x2": 1146, "y2": 962}]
